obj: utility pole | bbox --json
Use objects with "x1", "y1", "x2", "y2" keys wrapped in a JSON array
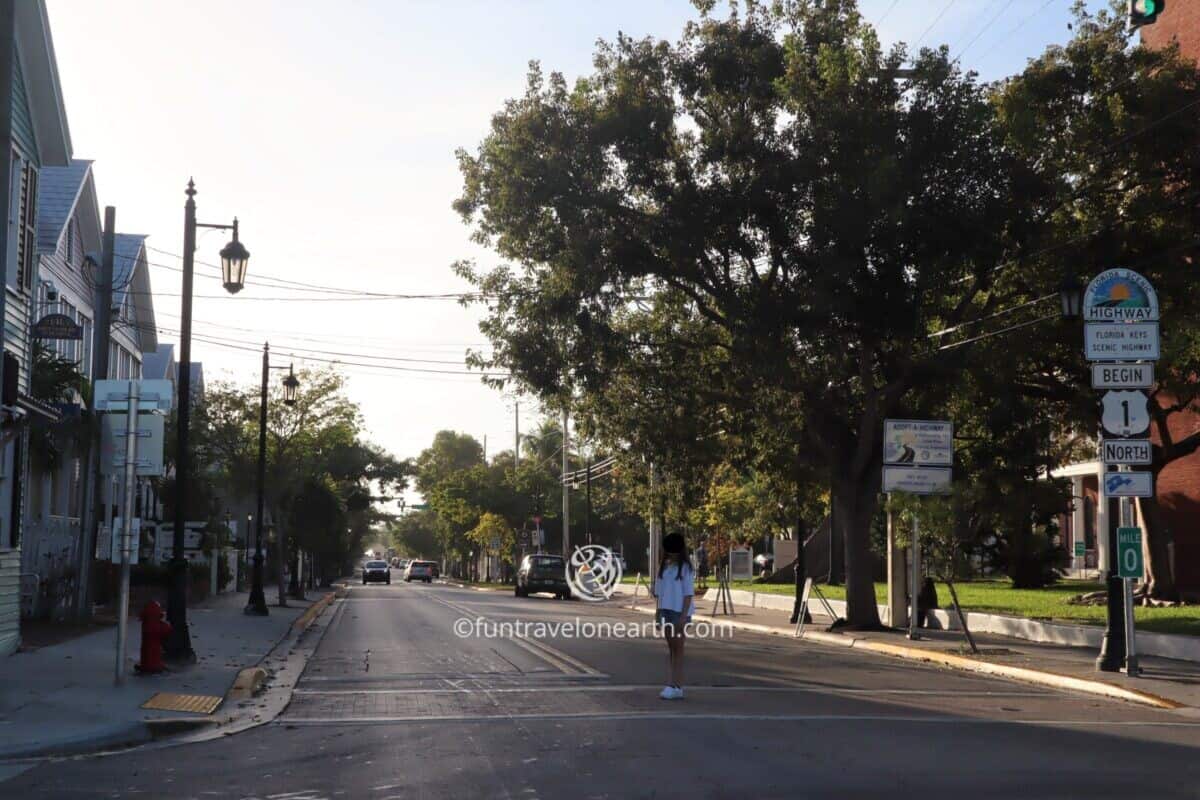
[
  {"x1": 514, "y1": 401, "x2": 519, "y2": 470},
  {"x1": 562, "y1": 406, "x2": 570, "y2": 557},
  {"x1": 114, "y1": 381, "x2": 140, "y2": 685},
  {"x1": 585, "y1": 456, "x2": 592, "y2": 545},
  {"x1": 78, "y1": 206, "x2": 116, "y2": 619}
]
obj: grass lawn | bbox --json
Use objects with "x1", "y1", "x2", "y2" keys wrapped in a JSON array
[{"x1": 621, "y1": 575, "x2": 1200, "y2": 636}]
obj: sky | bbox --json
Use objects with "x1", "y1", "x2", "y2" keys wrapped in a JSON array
[{"x1": 45, "y1": 0, "x2": 1112, "y2": 504}]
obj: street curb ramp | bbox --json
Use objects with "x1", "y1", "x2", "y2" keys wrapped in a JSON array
[{"x1": 627, "y1": 605, "x2": 1185, "y2": 711}]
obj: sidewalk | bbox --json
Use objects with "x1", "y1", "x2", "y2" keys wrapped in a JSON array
[
  {"x1": 627, "y1": 593, "x2": 1200, "y2": 711},
  {"x1": 0, "y1": 590, "x2": 315, "y2": 759}
]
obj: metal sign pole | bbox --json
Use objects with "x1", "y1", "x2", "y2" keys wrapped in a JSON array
[
  {"x1": 1121, "y1": 485, "x2": 1141, "y2": 676},
  {"x1": 908, "y1": 513, "x2": 920, "y2": 640},
  {"x1": 114, "y1": 382, "x2": 140, "y2": 686}
]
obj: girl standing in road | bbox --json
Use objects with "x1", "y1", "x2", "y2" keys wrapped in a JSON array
[{"x1": 653, "y1": 532, "x2": 694, "y2": 700}]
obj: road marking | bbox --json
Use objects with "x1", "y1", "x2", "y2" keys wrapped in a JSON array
[
  {"x1": 276, "y1": 712, "x2": 1200, "y2": 727},
  {"x1": 291, "y1": 684, "x2": 1049, "y2": 697},
  {"x1": 425, "y1": 592, "x2": 606, "y2": 678}
]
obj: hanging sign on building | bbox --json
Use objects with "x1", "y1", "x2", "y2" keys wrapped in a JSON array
[{"x1": 32, "y1": 313, "x2": 82, "y2": 340}]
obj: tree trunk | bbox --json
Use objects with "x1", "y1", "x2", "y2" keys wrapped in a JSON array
[
  {"x1": 1136, "y1": 493, "x2": 1178, "y2": 601},
  {"x1": 832, "y1": 478, "x2": 882, "y2": 629}
]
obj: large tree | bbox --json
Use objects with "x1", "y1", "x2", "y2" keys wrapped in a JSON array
[{"x1": 455, "y1": 1, "x2": 1022, "y2": 627}]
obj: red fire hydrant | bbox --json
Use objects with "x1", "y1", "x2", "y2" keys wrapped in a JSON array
[{"x1": 135, "y1": 600, "x2": 172, "y2": 675}]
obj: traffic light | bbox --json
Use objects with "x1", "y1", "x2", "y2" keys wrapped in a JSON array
[{"x1": 1128, "y1": 0, "x2": 1164, "y2": 28}]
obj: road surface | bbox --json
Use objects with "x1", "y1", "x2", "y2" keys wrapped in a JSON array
[{"x1": 5, "y1": 580, "x2": 1200, "y2": 798}]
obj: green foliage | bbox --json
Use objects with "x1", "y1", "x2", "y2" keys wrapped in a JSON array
[{"x1": 189, "y1": 365, "x2": 409, "y2": 576}]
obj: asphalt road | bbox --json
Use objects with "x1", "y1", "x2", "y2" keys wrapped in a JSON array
[{"x1": 5, "y1": 579, "x2": 1200, "y2": 799}]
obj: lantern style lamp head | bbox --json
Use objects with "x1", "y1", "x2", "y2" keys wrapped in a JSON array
[
  {"x1": 282, "y1": 366, "x2": 300, "y2": 406},
  {"x1": 1059, "y1": 275, "x2": 1084, "y2": 321},
  {"x1": 220, "y1": 218, "x2": 250, "y2": 294}
]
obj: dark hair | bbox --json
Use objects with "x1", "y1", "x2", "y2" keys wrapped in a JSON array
[{"x1": 659, "y1": 533, "x2": 690, "y2": 580}]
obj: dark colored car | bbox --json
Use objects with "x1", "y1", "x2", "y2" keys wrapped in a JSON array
[
  {"x1": 405, "y1": 560, "x2": 435, "y2": 583},
  {"x1": 515, "y1": 554, "x2": 570, "y2": 599},
  {"x1": 362, "y1": 560, "x2": 391, "y2": 584}
]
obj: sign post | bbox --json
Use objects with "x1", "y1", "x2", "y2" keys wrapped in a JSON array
[
  {"x1": 1083, "y1": 267, "x2": 1159, "y2": 677},
  {"x1": 114, "y1": 382, "x2": 139, "y2": 686},
  {"x1": 882, "y1": 419, "x2": 953, "y2": 640}
]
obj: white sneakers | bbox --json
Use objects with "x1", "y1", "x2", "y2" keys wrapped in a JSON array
[{"x1": 659, "y1": 685, "x2": 684, "y2": 700}]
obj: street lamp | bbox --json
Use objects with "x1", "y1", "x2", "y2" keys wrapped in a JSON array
[
  {"x1": 165, "y1": 180, "x2": 248, "y2": 661},
  {"x1": 1059, "y1": 275, "x2": 1084, "y2": 321},
  {"x1": 246, "y1": 343, "x2": 300, "y2": 616},
  {"x1": 219, "y1": 219, "x2": 249, "y2": 293}
]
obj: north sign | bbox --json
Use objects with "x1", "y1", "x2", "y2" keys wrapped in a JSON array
[
  {"x1": 1083, "y1": 268, "x2": 1159, "y2": 322},
  {"x1": 1101, "y1": 438, "x2": 1152, "y2": 466},
  {"x1": 1100, "y1": 390, "x2": 1150, "y2": 438},
  {"x1": 1084, "y1": 322, "x2": 1160, "y2": 362},
  {"x1": 1091, "y1": 363, "x2": 1154, "y2": 389}
]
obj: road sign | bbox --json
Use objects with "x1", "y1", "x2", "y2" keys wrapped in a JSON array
[
  {"x1": 93, "y1": 379, "x2": 174, "y2": 412},
  {"x1": 883, "y1": 420, "x2": 953, "y2": 466},
  {"x1": 1100, "y1": 390, "x2": 1150, "y2": 438},
  {"x1": 1103, "y1": 471, "x2": 1153, "y2": 498},
  {"x1": 1084, "y1": 322, "x2": 1160, "y2": 362},
  {"x1": 1117, "y1": 527, "x2": 1144, "y2": 579},
  {"x1": 729, "y1": 547, "x2": 753, "y2": 581},
  {"x1": 1074, "y1": 539, "x2": 1085, "y2": 557},
  {"x1": 1101, "y1": 439, "x2": 1152, "y2": 465},
  {"x1": 100, "y1": 413, "x2": 165, "y2": 476},
  {"x1": 1084, "y1": 268, "x2": 1159, "y2": 323},
  {"x1": 882, "y1": 465, "x2": 952, "y2": 495},
  {"x1": 1091, "y1": 363, "x2": 1154, "y2": 389}
]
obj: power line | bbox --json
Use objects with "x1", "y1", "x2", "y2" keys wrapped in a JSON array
[
  {"x1": 913, "y1": 1, "x2": 956, "y2": 51},
  {"x1": 974, "y1": 0, "x2": 1057, "y2": 63},
  {"x1": 951, "y1": 0, "x2": 1017, "y2": 65},
  {"x1": 876, "y1": 0, "x2": 901, "y2": 26}
]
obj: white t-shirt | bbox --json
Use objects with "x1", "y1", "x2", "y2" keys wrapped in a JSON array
[{"x1": 653, "y1": 561, "x2": 695, "y2": 615}]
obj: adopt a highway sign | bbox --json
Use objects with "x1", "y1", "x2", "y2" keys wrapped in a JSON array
[
  {"x1": 1091, "y1": 363, "x2": 1154, "y2": 389},
  {"x1": 883, "y1": 419, "x2": 953, "y2": 467},
  {"x1": 1101, "y1": 438, "x2": 1152, "y2": 466}
]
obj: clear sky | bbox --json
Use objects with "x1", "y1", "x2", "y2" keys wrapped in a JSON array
[{"x1": 46, "y1": 0, "x2": 1110, "y2": 503}]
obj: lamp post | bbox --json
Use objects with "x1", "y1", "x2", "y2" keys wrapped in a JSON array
[
  {"x1": 1059, "y1": 275, "x2": 1125, "y2": 672},
  {"x1": 165, "y1": 180, "x2": 249, "y2": 661},
  {"x1": 246, "y1": 345, "x2": 298, "y2": 616}
]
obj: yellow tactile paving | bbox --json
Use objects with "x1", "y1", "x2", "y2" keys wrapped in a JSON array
[{"x1": 140, "y1": 692, "x2": 223, "y2": 714}]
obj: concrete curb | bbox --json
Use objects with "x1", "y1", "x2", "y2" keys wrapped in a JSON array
[
  {"x1": 226, "y1": 666, "x2": 270, "y2": 702},
  {"x1": 292, "y1": 592, "x2": 336, "y2": 632},
  {"x1": 626, "y1": 605, "x2": 1184, "y2": 710}
]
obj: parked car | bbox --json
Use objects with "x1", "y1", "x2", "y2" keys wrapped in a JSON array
[
  {"x1": 405, "y1": 560, "x2": 435, "y2": 583},
  {"x1": 515, "y1": 554, "x2": 570, "y2": 599},
  {"x1": 362, "y1": 560, "x2": 391, "y2": 584}
]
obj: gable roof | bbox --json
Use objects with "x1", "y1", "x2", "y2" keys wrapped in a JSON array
[
  {"x1": 112, "y1": 233, "x2": 157, "y2": 352},
  {"x1": 142, "y1": 343, "x2": 175, "y2": 381},
  {"x1": 37, "y1": 158, "x2": 92, "y2": 253},
  {"x1": 15, "y1": 1, "x2": 70, "y2": 166}
]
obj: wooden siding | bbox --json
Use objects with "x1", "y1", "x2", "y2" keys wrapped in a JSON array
[
  {"x1": 10, "y1": 47, "x2": 37, "y2": 168},
  {"x1": 0, "y1": 547, "x2": 20, "y2": 655}
]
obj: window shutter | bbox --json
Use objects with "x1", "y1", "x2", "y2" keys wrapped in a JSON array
[{"x1": 21, "y1": 163, "x2": 37, "y2": 290}]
